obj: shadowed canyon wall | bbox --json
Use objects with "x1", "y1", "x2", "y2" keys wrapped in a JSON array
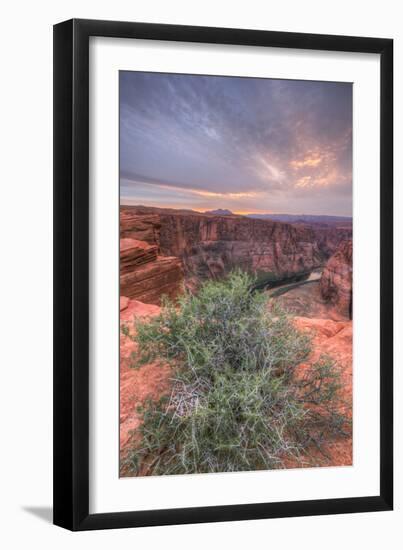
[{"x1": 320, "y1": 239, "x2": 353, "y2": 319}]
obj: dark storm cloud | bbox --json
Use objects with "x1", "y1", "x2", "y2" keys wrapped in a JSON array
[{"x1": 120, "y1": 71, "x2": 352, "y2": 215}]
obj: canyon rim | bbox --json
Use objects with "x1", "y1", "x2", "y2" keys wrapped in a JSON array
[{"x1": 119, "y1": 71, "x2": 353, "y2": 477}]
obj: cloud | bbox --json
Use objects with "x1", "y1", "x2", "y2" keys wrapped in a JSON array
[{"x1": 120, "y1": 72, "x2": 352, "y2": 215}]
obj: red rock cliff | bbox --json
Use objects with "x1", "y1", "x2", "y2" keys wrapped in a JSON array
[
  {"x1": 121, "y1": 206, "x2": 329, "y2": 285},
  {"x1": 320, "y1": 240, "x2": 353, "y2": 319},
  {"x1": 120, "y1": 210, "x2": 161, "y2": 246},
  {"x1": 120, "y1": 238, "x2": 183, "y2": 305},
  {"x1": 309, "y1": 223, "x2": 352, "y2": 258}
]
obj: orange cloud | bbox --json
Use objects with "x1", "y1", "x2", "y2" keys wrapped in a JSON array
[
  {"x1": 289, "y1": 145, "x2": 349, "y2": 190},
  {"x1": 122, "y1": 177, "x2": 259, "y2": 201},
  {"x1": 295, "y1": 176, "x2": 313, "y2": 188},
  {"x1": 195, "y1": 190, "x2": 258, "y2": 199},
  {"x1": 290, "y1": 154, "x2": 322, "y2": 169}
]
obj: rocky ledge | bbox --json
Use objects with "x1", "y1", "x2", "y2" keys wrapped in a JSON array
[
  {"x1": 120, "y1": 238, "x2": 158, "y2": 274},
  {"x1": 120, "y1": 210, "x2": 161, "y2": 246},
  {"x1": 120, "y1": 238, "x2": 183, "y2": 305}
]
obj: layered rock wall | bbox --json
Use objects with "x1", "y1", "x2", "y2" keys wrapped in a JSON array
[
  {"x1": 121, "y1": 207, "x2": 330, "y2": 284},
  {"x1": 120, "y1": 238, "x2": 158, "y2": 273},
  {"x1": 120, "y1": 238, "x2": 183, "y2": 305},
  {"x1": 120, "y1": 210, "x2": 161, "y2": 247},
  {"x1": 120, "y1": 206, "x2": 353, "y2": 303},
  {"x1": 309, "y1": 224, "x2": 353, "y2": 258}
]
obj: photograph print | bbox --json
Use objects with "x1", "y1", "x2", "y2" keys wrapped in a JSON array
[{"x1": 119, "y1": 71, "x2": 353, "y2": 477}]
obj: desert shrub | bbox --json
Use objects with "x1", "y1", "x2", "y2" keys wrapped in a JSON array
[{"x1": 122, "y1": 270, "x2": 349, "y2": 475}]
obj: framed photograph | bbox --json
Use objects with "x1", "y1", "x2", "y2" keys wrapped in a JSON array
[{"x1": 53, "y1": 19, "x2": 393, "y2": 530}]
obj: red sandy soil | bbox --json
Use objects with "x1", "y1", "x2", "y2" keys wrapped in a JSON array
[{"x1": 119, "y1": 298, "x2": 171, "y2": 462}]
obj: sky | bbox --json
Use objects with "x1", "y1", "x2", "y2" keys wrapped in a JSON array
[{"x1": 120, "y1": 71, "x2": 352, "y2": 216}]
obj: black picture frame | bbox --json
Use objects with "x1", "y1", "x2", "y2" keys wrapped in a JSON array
[{"x1": 53, "y1": 18, "x2": 393, "y2": 531}]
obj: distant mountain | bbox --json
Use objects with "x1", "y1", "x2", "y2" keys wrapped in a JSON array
[
  {"x1": 204, "y1": 209, "x2": 234, "y2": 216},
  {"x1": 246, "y1": 213, "x2": 352, "y2": 224}
]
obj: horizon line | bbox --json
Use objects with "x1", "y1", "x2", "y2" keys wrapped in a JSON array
[{"x1": 119, "y1": 200, "x2": 352, "y2": 218}]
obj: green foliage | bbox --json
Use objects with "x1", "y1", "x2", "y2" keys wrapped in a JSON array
[{"x1": 123, "y1": 270, "x2": 349, "y2": 475}]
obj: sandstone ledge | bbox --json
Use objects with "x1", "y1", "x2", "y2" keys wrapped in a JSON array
[{"x1": 120, "y1": 238, "x2": 183, "y2": 305}]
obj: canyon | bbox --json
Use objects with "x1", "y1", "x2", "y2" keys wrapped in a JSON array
[
  {"x1": 120, "y1": 205, "x2": 352, "y2": 300},
  {"x1": 119, "y1": 205, "x2": 353, "y2": 470}
]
